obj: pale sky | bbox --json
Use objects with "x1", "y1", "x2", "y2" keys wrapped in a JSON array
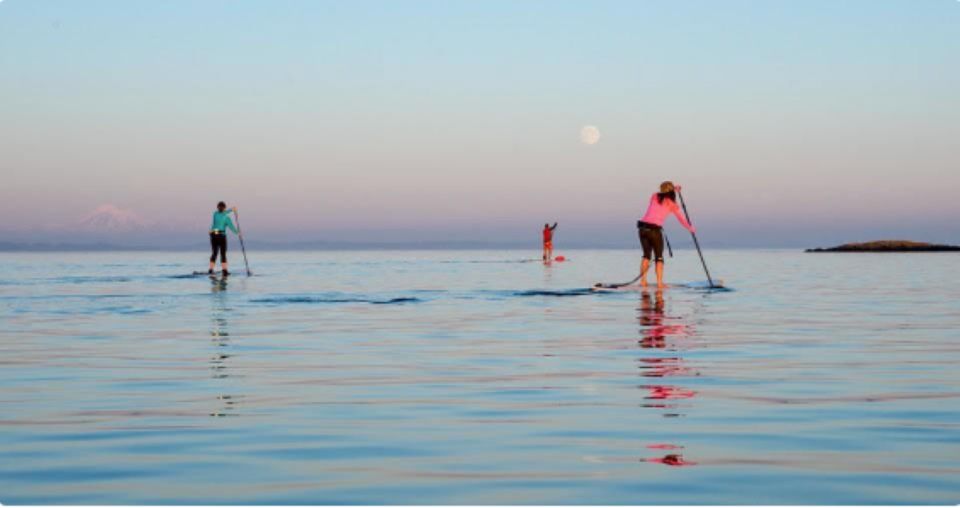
[{"x1": 1, "y1": 0, "x2": 957, "y2": 247}]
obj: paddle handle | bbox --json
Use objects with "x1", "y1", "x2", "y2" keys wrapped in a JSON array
[{"x1": 677, "y1": 190, "x2": 715, "y2": 288}]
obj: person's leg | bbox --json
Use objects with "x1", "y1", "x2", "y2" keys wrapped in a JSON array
[
  {"x1": 209, "y1": 234, "x2": 218, "y2": 273},
  {"x1": 652, "y1": 230, "x2": 666, "y2": 288},
  {"x1": 639, "y1": 228, "x2": 653, "y2": 286},
  {"x1": 221, "y1": 237, "x2": 229, "y2": 275}
]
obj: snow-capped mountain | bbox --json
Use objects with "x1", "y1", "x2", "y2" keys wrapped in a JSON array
[{"x1": 75, "y1": 204, "x2": 149, "y2": 233}]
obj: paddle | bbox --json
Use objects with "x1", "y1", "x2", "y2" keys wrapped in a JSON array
[
  {"x1": 233, "y1": 208, "x2": 252, "y2": 276},
  {"x1": 677, "y1": 189, "x2": 716, "y2": 288},
  {"x1": 594, "y1": 273, "x2": 642, "y2": 289}
]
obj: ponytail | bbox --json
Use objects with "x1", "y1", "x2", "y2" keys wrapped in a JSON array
[{"x1": 657, "y1": 191, "x2": 676, "y2": 204}]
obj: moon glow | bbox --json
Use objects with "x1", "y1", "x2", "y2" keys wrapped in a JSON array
[{"x1": 580, "y1": 125, "x2": 600, "y2": 145}]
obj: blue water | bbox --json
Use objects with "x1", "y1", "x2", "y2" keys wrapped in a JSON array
[{"x1": 1, "y1": 249, "x2": 958, "y2": 504}]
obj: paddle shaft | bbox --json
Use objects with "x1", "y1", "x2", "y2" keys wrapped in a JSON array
[
  {"x1": 233, "y1": 210, "x2": 252, "y2": 276},
  {"x1": 677, "y1": 190, "x2": 715, "y2": 288}
]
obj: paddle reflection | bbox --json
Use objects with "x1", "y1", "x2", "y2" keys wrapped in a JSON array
[{"x1": 637, "y1": 289, "x2": 697, "y2": 466}]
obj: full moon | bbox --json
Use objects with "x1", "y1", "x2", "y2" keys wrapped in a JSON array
[{"x1": 580, "y1": 125, "x2": 600, "y2": 145}]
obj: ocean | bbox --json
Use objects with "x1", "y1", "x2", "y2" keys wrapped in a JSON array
[{"x1": 0, "y1": 249, "x2": 957, "y2": 504}]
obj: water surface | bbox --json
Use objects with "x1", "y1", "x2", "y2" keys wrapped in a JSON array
[{"x1": 1, "y1": 249, "x2": 958, "y2": 504}]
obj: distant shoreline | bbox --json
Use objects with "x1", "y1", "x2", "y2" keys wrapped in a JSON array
[{"x1": 806, "y1": 240, "x2": 960, "y2": 253}]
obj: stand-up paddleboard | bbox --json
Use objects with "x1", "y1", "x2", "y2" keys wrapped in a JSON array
[
  {"x1": 679, "y1": 280, "x2": 727, "y2": 290},
  {"x1": 591, "y1": 278, "x2": 727, "y2": 292},
  {"x1": 191, "y1": 271, "x2": 233, "y2": 278}
]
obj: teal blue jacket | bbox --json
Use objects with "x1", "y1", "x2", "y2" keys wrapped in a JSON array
[{"x1": 210, "y1": 210, "x2": 238, "y2": 234}]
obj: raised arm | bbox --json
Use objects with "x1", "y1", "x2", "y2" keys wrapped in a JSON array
[{"x1": 550, "y1": 222, "x2": 558, "y2": 231}]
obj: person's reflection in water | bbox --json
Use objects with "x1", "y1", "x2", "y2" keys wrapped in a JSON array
[
  {"x1": 209, "y1": 276, "x2": 238, "y2": 417},
  {"x1": 637, "y1": 288, "x2": 697, "y2": 467},
  {"x1": 643, "y1": 449, "x2": 697, "y2": 467}
]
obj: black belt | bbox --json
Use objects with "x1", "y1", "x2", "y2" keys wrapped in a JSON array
[{"x1": 637, "y1": 221, "x2": 672, "y2": 258}]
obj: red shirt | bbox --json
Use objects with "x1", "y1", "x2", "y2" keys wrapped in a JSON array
[{"x1": 543, "y1": 228, "x2": 553, "y2": 243}]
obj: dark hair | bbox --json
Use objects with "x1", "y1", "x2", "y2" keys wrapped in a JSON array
[
  {"x1": 217, "y1": 201, "x2": 226, "y2": 210},
  {"x1": 656, "y1": 191, "x2": 676, "y2": 204}
]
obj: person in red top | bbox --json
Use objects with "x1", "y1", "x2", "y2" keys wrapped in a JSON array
[{"x1": 542, "y1": 222, "x2": 558, "y2": 262}]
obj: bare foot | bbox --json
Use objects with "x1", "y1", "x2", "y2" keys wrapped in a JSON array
[
  {"x1": 640, "y1": 279, "x2": 648, "y2": 287},
  {"x1": 656, "y1": 282, "x2": 666, "y2": 289}
]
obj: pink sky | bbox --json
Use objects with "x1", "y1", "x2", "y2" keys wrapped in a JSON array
[{"x1": 1, "y1": 1, "x2": 957, "y2": 247}]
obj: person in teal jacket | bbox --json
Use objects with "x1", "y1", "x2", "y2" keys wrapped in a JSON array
[{"x1": 209, "y1": 201, "x2": 238, "y2": 275}]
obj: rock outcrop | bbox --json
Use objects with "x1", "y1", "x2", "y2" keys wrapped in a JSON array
[{"x1": 806, "y1": 240, "x2": 960, "y2": 252}]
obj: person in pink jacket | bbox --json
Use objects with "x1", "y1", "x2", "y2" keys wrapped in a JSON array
[{"x1": 637, "y1": 181, "x2": 696, "y2": 288}]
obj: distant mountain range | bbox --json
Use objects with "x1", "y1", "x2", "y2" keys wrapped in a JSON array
[
  {"x1": 0, "y1": 204, "x2": 179, "y2": 250},
  {"x1": 75, "y1": 204, "x2": 150, "y2": 233},
  {"x1": 1, "y1": 203, "x2": 612, "y2": 250},
  {"x1": 0, "y1": 239, "x2": 568, "y2": 252}
]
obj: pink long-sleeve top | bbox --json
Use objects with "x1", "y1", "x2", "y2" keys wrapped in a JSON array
[{"x1": 640, "y1": 193, "x2": 695, "y2": 232}]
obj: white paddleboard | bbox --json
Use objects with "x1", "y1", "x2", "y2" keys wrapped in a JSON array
[{"x1": 591, "y1": 280, "x2": 726, "y2": 292}]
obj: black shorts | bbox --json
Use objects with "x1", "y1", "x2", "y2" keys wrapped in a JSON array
[
  {"x1": 210, "y1": 233, "x2": 227, "y2": 263},
  {"x1": 638, "y1": 221, "x2": 664, "y2": 262}
]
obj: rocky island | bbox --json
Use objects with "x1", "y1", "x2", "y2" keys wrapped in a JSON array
[{"x1": 806, "y1": 240, "x2": 960, "y2": 252}]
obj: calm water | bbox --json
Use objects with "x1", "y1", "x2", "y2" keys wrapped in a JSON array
[{"x1": 1, "y1": 249, "x2": 958, "y2": 504}]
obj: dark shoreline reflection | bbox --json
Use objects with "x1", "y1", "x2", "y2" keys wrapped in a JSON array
[{"x1": 637, "y1": 288, "x2": 698, "y2": 467}]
